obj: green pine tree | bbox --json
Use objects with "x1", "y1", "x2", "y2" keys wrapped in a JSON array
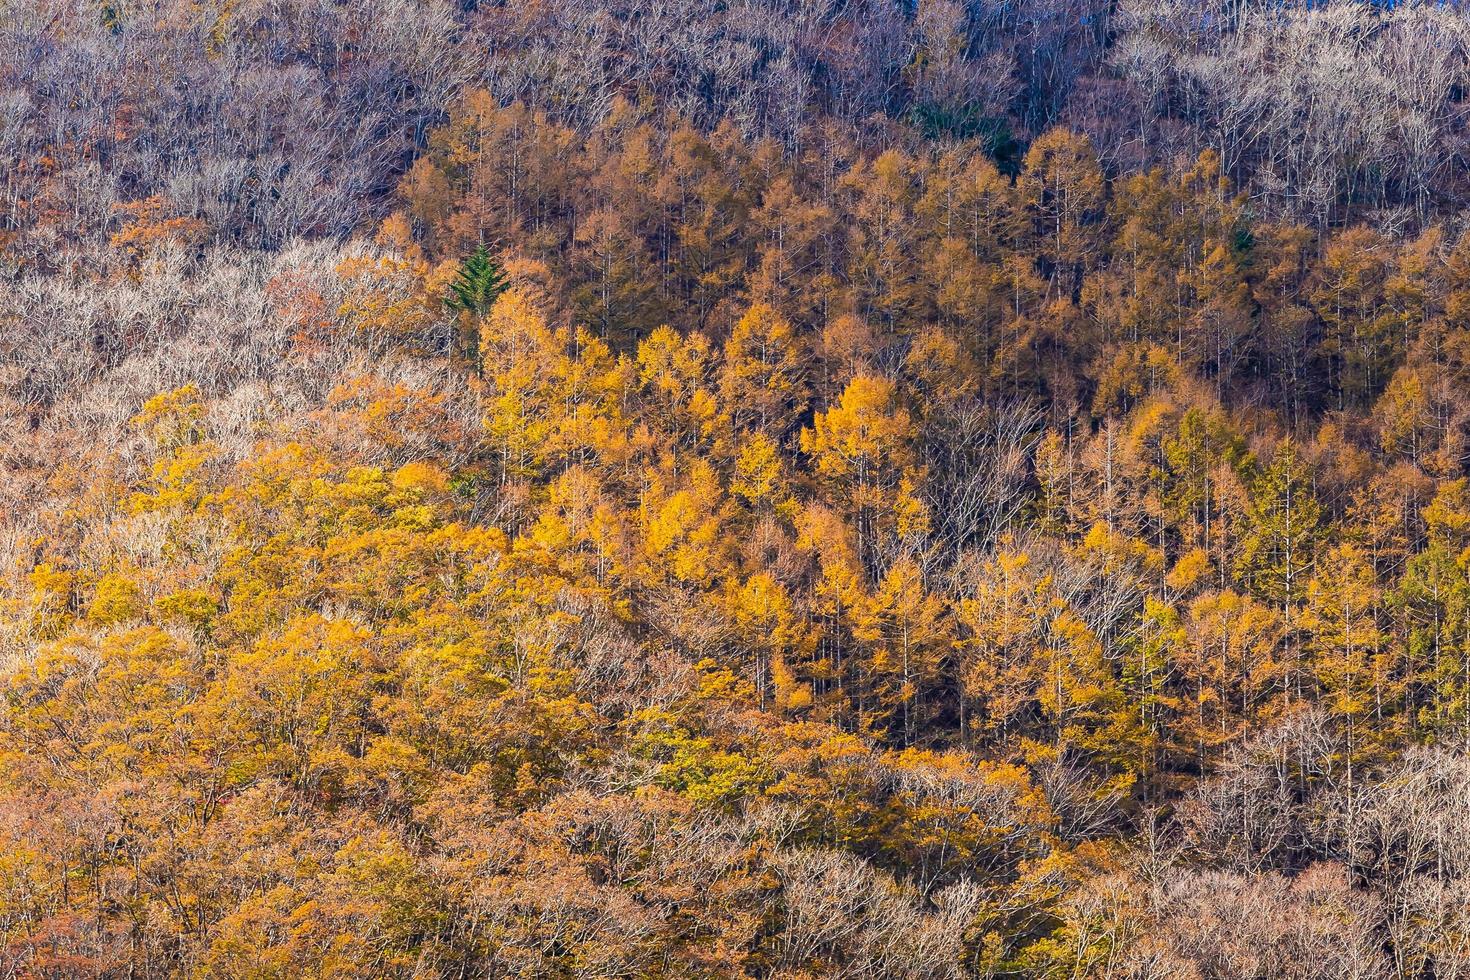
[
  {"x1": 444, "y1": 244, "x2": 508, "y2": 371},
  {"x1": 445, "y1": 244, "x2": 508, "y2": 318}
]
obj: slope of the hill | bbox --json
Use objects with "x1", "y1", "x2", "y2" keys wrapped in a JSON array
[{"x1": 8, "y1": 2, "x2": 1470, "y2": 977}]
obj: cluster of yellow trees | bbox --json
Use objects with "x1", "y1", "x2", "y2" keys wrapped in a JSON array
[
  {"x1": 10, "y1": 93, "x2": 1470, "y2": 977},
  {"x1": 2, "y1": 354, "x2": 1083, "y2": 974}
]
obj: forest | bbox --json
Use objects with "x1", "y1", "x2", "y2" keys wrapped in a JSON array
[{"x1": 7, "y1": 0, "x2": 1470, "y2": 976}]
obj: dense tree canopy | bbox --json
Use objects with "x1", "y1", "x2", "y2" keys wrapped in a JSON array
[{"x1": 9, "y1": 1, "x2": 1470, "y2": 977}]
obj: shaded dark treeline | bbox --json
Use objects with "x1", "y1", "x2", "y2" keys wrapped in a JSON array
[{"x1": 405, "y1": 98, "x2": 1470, "y2": 432}]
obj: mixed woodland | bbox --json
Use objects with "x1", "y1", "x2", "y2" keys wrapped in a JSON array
[{"x1": 10, "y1": 0, "x2": 1470, "y2": 976}]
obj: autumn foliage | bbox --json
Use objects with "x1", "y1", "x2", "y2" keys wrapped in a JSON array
[{"x1": 9, "y1": 19, "x2": 1470, "y2": 978}]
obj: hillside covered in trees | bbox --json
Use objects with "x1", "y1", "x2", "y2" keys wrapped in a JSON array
[{"x1": 10, "y1": 0, "x2": 1470, "y2": 977}]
